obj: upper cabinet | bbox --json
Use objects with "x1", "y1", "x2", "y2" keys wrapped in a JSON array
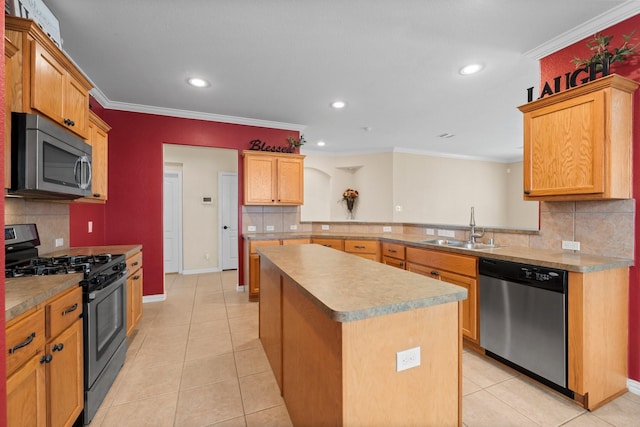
[
  {"x1": 6, "y1": 16, "x2": 92, "y2": 140},
  {"x1": 518, "y1": 74, "x2": 638, "y2": 201},
  {"x1": 80, "y1": 112, "x2": 110, "y2": 202},
  {"x1": 243, "y1": 151, "x2": 305, "y2": 205}
]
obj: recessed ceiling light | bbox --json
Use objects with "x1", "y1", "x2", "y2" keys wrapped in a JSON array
[
  {"x1": 317, "y1": 141, "x2": 326, "y2": 147},
  {"x1": 187, "y1": 77, "x2": 210, "y2": 88},
  {"x1": 438, "y1": 133, "x2": 455, "y2": 139},
  {"x1": 459, "y1": 64, "x2": 483, "y2": 75},
  {"x1": 331, "y1": 100, "x2": 347, "y2": 109}
]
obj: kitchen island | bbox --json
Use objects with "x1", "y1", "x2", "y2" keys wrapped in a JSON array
[{"x1": 258, "y1": 244, "x2": 467, "y2": 426}]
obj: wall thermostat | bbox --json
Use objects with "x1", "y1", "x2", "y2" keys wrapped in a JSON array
[{"x1": 202, "y1": 195, "x2": 214, "y2": 205}]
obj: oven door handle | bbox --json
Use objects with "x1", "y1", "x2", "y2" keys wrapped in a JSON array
[{"x1": 87, "y1": 275, "x2": 125, "y2": 301}]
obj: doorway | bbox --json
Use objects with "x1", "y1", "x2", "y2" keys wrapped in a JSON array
[
  {"x1": 163, "y1": 170, "x2": 183, "y2": 273},
  {"x1": 219, "y1": 172, "x2": 238, "y2": 270}
]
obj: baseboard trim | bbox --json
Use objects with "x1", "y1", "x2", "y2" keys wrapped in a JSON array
[
  {"x1": 142, "y1": 294, "x2": 166, "y2": 303},
  {"x1": 628, "y1": 378, "x2": 640, "y2": 396},
  {"x1": 181, "y1": 267, "x2": 221, "y2": 275},
  {"x1": 236, "y1": 284, "x2": 246, "y2": 292}
]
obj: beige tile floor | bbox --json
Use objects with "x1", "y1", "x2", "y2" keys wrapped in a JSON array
[{"x1": 88, "y1": 271, "x2": 640, "y2": 426}]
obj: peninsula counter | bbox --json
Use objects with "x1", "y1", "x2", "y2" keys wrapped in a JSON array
[{"x1": 258, "y1": 244, "x2": 467, "y2": 426}]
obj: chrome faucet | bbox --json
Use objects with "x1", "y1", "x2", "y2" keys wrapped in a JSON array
[{"x1": 469, "y1": 206, "x2": 485, "y2": 244}]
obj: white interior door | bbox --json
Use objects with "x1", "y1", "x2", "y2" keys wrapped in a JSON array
[
  {"x1": 220, "y1": 172, "x2": 238, "y2": 270},
  {"x1": 164, "y1": 171, "x2": 182, "y2": 273}
]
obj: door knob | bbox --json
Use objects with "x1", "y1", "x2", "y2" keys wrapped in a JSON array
[{"x1": 223, "y1": 225, "x2": 229, "y2": 229}]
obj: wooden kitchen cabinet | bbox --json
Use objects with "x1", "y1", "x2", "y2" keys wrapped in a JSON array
[
  {"x1": 80, "y1": 112, "x2": 110, "y2": 202},
  {"x1": 246, "y1": 238, "x2": 311, "y2": 300},
  {"x1": 518, "y1": 74, "x2": 638, "y2": 201},
  {"x1": 6, "y1": 285, "x2": 83, "y2": 427},
  {"x1": 311, "y1": 238, "x2": 344, "y2": 251},
  {"x1": 381, "y1": 242, "x2": 405, "y2": 269},
  {"x1": 5, "y1": 36, "x2": 18, "y2": 189},
  {"x1": 126, "y1": 250, "x2": 144, "y2": 336},
  {"x1": 5, "y1": 16, "x2": 92, "y2": 140},
  {"x1": 345, "y1": 239, "x2": 380, "y2": 261},
  {"x1": 243, "y1": 151, "x2": 305, "y2": 205},
  {"x1": 406, "y1": 247, "x2": 478, "y2": 343}
]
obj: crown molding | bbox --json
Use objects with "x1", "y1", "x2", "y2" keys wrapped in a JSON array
[
  {"x1": 89, "y1": 87, "x2": 306, "y2": 131},
  {"x1": 524, "y1": 1, "x2": 640, "y2": 60}
]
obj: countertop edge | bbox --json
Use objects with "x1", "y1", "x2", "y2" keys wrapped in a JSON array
[{"x1": 245, "y1": 232, "x2": 632, "y2": 273}]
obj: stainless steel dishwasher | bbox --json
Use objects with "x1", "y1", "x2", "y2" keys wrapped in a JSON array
[{"x1": 479, "y1": 257, "x2": 572, "y2": 397}]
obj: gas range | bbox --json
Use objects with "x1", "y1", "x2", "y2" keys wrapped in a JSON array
[{"x1": 5, "y1": 224, "x2": 127, "y2": 292}]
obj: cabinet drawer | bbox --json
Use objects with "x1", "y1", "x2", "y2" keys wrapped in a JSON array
[
  {"x1": 250, "y1": 240, "x2": 281, "y2": 254},
  {"x1": 345, "y1": 240, "x2": 379, "y2": 254},
  {"x1": 127, "y1": 251, "x2": 143, "y2": 274},
  {"x1": 281, "y1": 238, "x2": 311, "y2": 245},
  {"x1": 406, "y1": 247, "x2": 476, "y2": 277},
  {"x1": 311, "y1": 238, "x2": 344, "y2": 251},
  {"x1": 6, "y1": 308, "x2": 45, "y2": 376},
  {"x1": 46, "y1": 286, "x2": 82, "y2": 339},
  {"x1": 381, "y1": 242, "x2": 405, "y2": 260}
]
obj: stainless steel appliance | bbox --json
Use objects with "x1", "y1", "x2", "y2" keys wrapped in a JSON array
[
  {"x1": 5, "y1": 224, "x2": 127, "y2": 424},
  {"x1": 479, "y1": 257, "x2": 572, "y2": 397},
  {"x1": 10, "y1": 113, "x2": 92, "y2": 199}
]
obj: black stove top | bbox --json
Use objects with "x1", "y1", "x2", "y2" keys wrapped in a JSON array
[{"x1": 6, "y1": 254, "x2": 121, "y2": 278}]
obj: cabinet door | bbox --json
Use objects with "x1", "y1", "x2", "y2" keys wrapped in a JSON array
[
  {"x1": 276, "y1": 157, "x2": 304, "y2": 204},
  {"x1": 132, "y1": 269, "x2": 144, "y2": 328},
  {"x1": 47, "y1": 320, "x2": 83, "y2": 427},
  {"x1": 311, "y1": 238, "x2": 345, "y2": 251},
  {"x1": 244, "y1": 155, "x2": 276, "y2": 204},
  {"x1": 249, "y1": 253, "x2": 261, "y2": 299},
  {"x1": 64, "y1": 75, "x2": 90, "y2": 138},
  {"x1": 382, "y1": 256, "x2": 405, "y2": 269},
  {"x1": 82, "y1": 113, "x2": 109, "y2": 201},
  {"x1": 523, "y1": 91, "x2": 605, "y2": 197},
  {"x1": 7, "y1": 353, "x2": 47, "y2": 427},
  {"x1": 439, "y1": 270, "x2": 478, "y2": 343},
  {"x1": 31, "y1": 42, "x2": 65, "y2": 124}
]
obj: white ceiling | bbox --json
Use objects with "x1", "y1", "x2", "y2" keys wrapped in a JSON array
[{"x1": 44, "y1": 1, "x2": 639, "y2": 162}]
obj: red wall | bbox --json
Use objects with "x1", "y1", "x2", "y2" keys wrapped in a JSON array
[
  {"x1": 69, "y1": 109, "x2": 298, "y2": 297},
  {"x1": 0, "y1": 10, "x2": 7, "y2": 425},
  {"x1": 539, "y1": 15, "x2": 640, "y2": 382}
]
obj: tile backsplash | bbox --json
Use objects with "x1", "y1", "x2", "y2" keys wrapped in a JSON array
[{"x1": 5, "y1": 198, "x2": 70, "y2": 254}]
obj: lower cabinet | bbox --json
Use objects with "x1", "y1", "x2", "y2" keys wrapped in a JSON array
[
  {"x1": 381, "y1": 242, "x2": 406, "y2": 269},
  {"x1": 247, "y1": 238, "x2": 310, "y2": 300},
  {"x1": 406, "y1": 247, "x2": 479, "y2": 343},
  {"x1": 6, "y1": 285, "x2": 83, "y2": 427},
  {"x1": 310, "y1": 238, "x2": 344, "y2": 251},
  {"x1": 126, "y1": 250, "x2": 144, "y2": 336},
  {"x1": 345, "y1": 239, "x2": 380, "y2": 261}
]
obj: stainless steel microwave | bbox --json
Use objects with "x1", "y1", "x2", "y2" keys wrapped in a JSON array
[{"x1": 10, "y1": 113, "x2": 92, "y2": 199}]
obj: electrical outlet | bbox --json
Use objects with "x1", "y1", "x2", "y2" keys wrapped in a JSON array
[
  {"x1": 266, "y1": 225, "x2": 275, "y2": 232},
  {"x1": 397, "y1": 346, "x2": 421, "y2": 372},
  {"x1": 322, "y1": 224, "x2": 330, "y2": 231},
  {"x1": 425, "y1": 228, "x2": 435, "y2": 235},
  {"x1": 382, "y1": 226, "x2": 392, "y2": 232},
  {"x1": 88, "y1": 221, "x2": 93, "y2": 233},
  {"x1": 290, "y1": 225, "x2": 298, "y2": 231},
  {"x1": 395, "y1": 205, "x2": 403, "y2": 212},
  {"x1": 438, "y1": 229, "x2": 455, "y2": 238},
  {"x1": 247, "y1": 225, "x2": 257, "y2": 232},
  {"x1": 562, "y1": 240, "x2": 581, "y2": 251},
  {"x1": 55, "y1": 238, "x2": 64, "y2": 247}
]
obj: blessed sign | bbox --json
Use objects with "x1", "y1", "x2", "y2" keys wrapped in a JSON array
[
  {"x1": 526, "y1": 58, "x2": 610, "y2": 102},
  {"x1": 248, "y1": 139, "x2": 296, "y2": 153}
]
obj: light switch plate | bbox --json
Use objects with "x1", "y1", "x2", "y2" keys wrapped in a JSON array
[
  {"x1": 55, "y1": 238, "x2": 64, "y2": 247},
  {"x1": 382, "y1": 226, "x2": 392, "y2": 232},
  {"x1": 562, "y1": 240, "x2": 580, "y2": 251},
  {"x1": 425, "y1": 228, "x2": 435, "y2": 235},
  {"x1": 322, "y1": 225, "x2": 330, "y2": 231},
  {"x1": 290, "y1": 225, "x2": 298, "y2": 231}
]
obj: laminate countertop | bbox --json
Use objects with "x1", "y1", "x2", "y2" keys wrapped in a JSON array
[
  {"x1": 245, "y1": 232, "x2": 632, "y2": 273},
  {"x1": 257, "y1": 244, "x2": 468, "y2": 322},
  {"x1": 5, "y1": 245, "x2": 142, "y2": 322}
]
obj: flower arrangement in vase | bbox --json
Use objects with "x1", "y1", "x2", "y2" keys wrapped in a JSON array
[{"x1": 342, "y1": 188, "x2": 359, "y2": 220}]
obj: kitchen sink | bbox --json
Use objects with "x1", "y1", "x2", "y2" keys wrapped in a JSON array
[{"x1": 420, "y1": 239, "x2": 498, "y2": 250}]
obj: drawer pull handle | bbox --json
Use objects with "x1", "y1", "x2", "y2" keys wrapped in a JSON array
[
  {"x1": 9, "y1": 332, "x2": 36, "y2": 354},
  {"x1": 354, "y1": 245, "x2": 366, "y2": 249},
  {"x1": 52, "y1": 343, "x2": 64, "y2": 352},
  {"x1": 430, "y1": 271, "x2": 440, "y2": 276},
  {"x1": 62, "y1": 303, "x2": 79, "y2": 316},
  {"x1": 40, "y1": 354, "x2": 53, "y2": 364},
  {"x1": 322, "y1": 244, "x2": 331, "y2": 247},
  {"x1": 388, "y1": 249, "x2": 397, "y2": 253},
  {"x1": 132, "y1": 261, "x2": 139, "y2": 267},
  {"x1": 133, "y1": 275, "x2": 141, "y2": 280}
]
